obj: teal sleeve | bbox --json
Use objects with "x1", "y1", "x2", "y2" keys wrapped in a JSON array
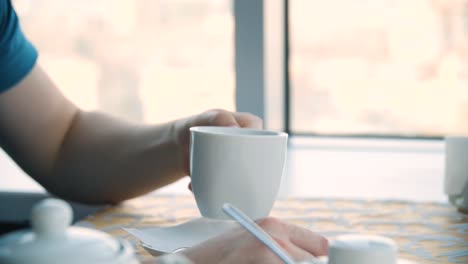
[{"x1": 0, "y1": 0, "x2": 38, "y2": 93}]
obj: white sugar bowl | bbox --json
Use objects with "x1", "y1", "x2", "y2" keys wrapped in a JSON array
[{"x1": 0, "y1": 198, "x2": 139, "y2": 264}]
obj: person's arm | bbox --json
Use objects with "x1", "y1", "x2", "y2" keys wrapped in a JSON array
[{"x1": 0, "y1": 64, "x2": 261, "y2": 204}]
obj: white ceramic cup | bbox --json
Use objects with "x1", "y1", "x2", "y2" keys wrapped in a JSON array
[
  {"x1": 328, "y1": 235, "x2": 398, "y2": 264},
  {"x1": 189, "y1": 126, "x2": 288, "y2": 220},
  {"x1": 444, "y1": 136, "x2": 468, "y2": 213}
]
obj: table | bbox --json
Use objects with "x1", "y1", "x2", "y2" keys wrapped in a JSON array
[{"x1": 79, "y1": 195, "x2": 468, "y2": 264}]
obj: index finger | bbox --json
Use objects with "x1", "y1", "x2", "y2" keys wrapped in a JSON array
[
  {"x1": 288, "y1": 224, "x2": 329, "y2": 256},
  {"x1": 233, "y1": 112, "x2": 263, "y2": 129}
]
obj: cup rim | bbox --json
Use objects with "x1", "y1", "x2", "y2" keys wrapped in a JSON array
[{"x1": 190, "y1": 126, "x2": 288, "y2": 138}]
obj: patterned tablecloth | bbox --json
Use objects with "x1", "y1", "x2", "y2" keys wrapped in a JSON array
[{"x1": 78, "y1": 195, "x2": 468, "y2": 264}]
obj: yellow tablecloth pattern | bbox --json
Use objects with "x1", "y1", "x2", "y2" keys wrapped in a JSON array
[{"x1": 78, "y1": 195, "x2": 468, "y2": 264}]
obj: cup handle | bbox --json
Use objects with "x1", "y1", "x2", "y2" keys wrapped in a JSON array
[
  {"x1": 449, "y1": 194, "x2": 462, "y2": 207},
  {"x1": 448, "y1": 182, "x2": 468, "y2": 214}
]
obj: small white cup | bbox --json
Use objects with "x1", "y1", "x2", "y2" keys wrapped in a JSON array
[
  {"x1": 444, "y1": 136, "x2": 468, "y2": 213},
  {"x1": 328, "y1": 235, "x2": 398, "y2": 264},
  {"x1": 189, "y1": 126, "x2": 288, "y2": 220}
]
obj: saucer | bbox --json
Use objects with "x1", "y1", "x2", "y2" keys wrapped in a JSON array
[{"x1": 124, "y1": 217, "x2": 237, "y2": 255}]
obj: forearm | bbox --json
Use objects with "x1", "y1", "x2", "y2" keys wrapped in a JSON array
[{"x1": 46, "y1": 111, "x2": 187, "y2": 204}]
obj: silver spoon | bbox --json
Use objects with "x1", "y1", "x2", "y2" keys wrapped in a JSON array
[{"x1": 222, "y1": 203, "x2": 296, "y2": 264}]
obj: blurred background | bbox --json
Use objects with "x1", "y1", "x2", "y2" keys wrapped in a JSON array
[
  {"x1": 3, "y1": 0, "x2": 465, "y2": 201},
  {"x1": 13, "y1": 0, "x2": 468, "y2": 136},
  {"x1": 15, "y1": 0, "x2": 235, "y2": 124}
]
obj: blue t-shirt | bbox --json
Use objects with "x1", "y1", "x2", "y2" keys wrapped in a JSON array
[{"x1": 0, "y1": 0, "x2": 37, "y2": 93}]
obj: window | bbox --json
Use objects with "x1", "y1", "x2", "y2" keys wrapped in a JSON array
[
  {"x1": 14, "y1": 0, "x2": 235, "y2": 124},
  {"x1": 290, "y1": 0, "x2": 468, "y2": 137},
  {"x1": 3, "y1": 0, "x2": 446, "y2": 201}
]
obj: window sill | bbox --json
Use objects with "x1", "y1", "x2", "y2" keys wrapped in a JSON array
[{"x1": 279, "y1": 136, "x2": 446, "y2": 202}]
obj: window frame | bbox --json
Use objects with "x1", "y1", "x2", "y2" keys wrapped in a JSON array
[{"x1": 234, "y1": 0, "x2": 288, "y2": 132}]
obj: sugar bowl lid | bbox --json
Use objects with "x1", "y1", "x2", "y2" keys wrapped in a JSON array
[
  {"x1": 299, "y1": 235, "x2": 419, "y2": 264},
  {"x1": 0, "y1": 198, "x2": 138, "y2": 264}
]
